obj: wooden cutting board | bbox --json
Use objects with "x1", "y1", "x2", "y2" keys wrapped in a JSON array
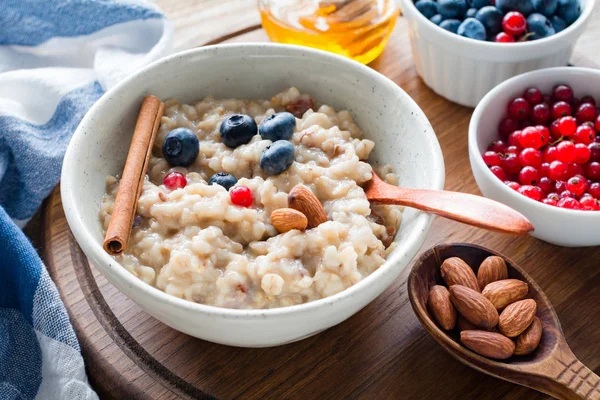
[{"x1": 42, "y1": 19, "x2": 600, "y2": 399}]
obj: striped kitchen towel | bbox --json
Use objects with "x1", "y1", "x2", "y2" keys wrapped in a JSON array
[{"x1": 0, "y1": 1, "x2": 171, "y2": 398}]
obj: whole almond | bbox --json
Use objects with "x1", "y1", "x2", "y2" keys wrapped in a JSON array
[
  {"x1": 271, "y1": 208, "x2": 308, "y2": 233},
  {"x1": 460, "y1": 330, "x2": 515, "y2": 360},
  {"x1": 477, "y1": 256, "x2": 508, "y2": 290},
  {"x1": 288, "y1": 185, "x2": 328, "y2": 228},
  {"x1": 514, "y1": 317, "x2": 543, "y2": 356},
  {"x1": 441, "y1": 257, "x2": 480, "y2": 292},
  {"x1": 498, "y1": 299, "x2": 537, "y2": 337},
  {"x1": 482, "y1": 279, "x2": 529, "y2": 310},
  {"x1": 449, "y1": 285, "x2": 499, "y2": 330},
  {"x1": 457, "y1": 315, "x2": 477, "y2": 331},
  {"x1": 428, "y1": 285, "x2": 457, "y2": 330}
]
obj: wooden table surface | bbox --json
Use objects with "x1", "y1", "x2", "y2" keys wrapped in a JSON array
[{"x1": 41, "y1": 1, "x2": 600, "y2": 399}]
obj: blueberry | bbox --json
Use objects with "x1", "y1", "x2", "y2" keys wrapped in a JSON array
[
  {"x1": 259, "y1": 112, "x2": 296, "y2": 142},
  {"x1": 437, "y1": 0, "x2": 468, "y2": 19},
  {"x1": 208, "y1": 172, "x2": 237, "y2": 191},
  {"x1": 430, "y1": 14, "x2": 444, "y2": 24},
  {"x1": 259, "y1": 140, "x2": 295, "y2": 175},
  {"x1": 416, "y1": 0, "x2": 439, "y2": 18},
  {"x1": 469, "y1": 0, "x2": 492, "y2": 8},
  {"x1": 551, "y1": 15, "x2": 567, "y2": 32},
  {"x1": 475, "y1": 6, "x2": 504, "y2": 36},
  {"x1": 527, "y1": 13, "x2": 556, "y2": 39},
  {"x1": 466, "y1": 7, "x2": 478, "y2": 17},
  {"x1": 532, "y1": 0, "x2": 558, "y2": 16},
  {"x1": 162, "y1": 128, "x2": 199, "y2": 167},
  {"x1": 496, "y1": 0, "x2": 534, "y2": 16},
  {"x1": 457, "y1": 17, "x2": 487, "y2": 40},
  {"x1": 556, "y1": 0, "x2": 580, "y2": 24},
  {"x1": 440, "y1": 19, "x2": 462, "y2": 32},
  {"x1": 219, "y1": 114, "x2": 258, "y2": 148}
]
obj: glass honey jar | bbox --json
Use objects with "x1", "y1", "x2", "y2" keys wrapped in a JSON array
[{"x1": 258, "y1": 0, "x2": 400, "y2": 64}]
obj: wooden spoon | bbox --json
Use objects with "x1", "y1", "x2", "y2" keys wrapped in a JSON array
[
  {"x1": 364, "y1": 172, "x2": 534, "y2": 235},
  {"x1": 408, "y1": 243, "x2": 600, "y2": 400}
]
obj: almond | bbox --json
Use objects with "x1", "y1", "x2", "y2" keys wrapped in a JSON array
[
  {"x1": 428, "y1": 285, "x2": 457, "y2": 330},
  {"x1": 460, "y1": 330, "x2": 515, "y2": 360},
  {"x1": 498, "y1": 299, "x2": 537, "y2": 337},
  {"x1": 514, "y1": 316, "x2": 543, "y2": 355},
  {"x1": 477, "y1": 256, "x2": 508, "y2": 290},
  {"x1": 457, "y1": 315, "x2": 477, "y2": 331},
  {"x1": 288, "y1": 185, "x2": 328, "y2": 228},
  {"x1": 449, "y1": 285, "x2": 499, "y2": 330},
  {"x1": 441, "y1": 257, "x2": 479, "y2": 292},
  {"x1": 270, "y1": 208, "x2": 308, "y2": 233},
  {"x1": 482, "y1": 279, "x2": 528, "y2": 310}
]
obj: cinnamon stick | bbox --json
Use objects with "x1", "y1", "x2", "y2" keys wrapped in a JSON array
[{"x1": 103, "y1": 95, "x2": 164, "y2": 255}]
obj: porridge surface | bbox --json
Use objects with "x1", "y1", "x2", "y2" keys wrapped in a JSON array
[{"x1": 100, "y1": 88, "x2": 402, "y2": 309}]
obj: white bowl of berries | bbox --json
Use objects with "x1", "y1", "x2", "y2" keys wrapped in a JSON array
[
  {"x1": 469, "y1": 67, "x2": 600, "y2": 247},
  {"x1": 400, "y1": 0, "x2": 595, "y2": 107}
]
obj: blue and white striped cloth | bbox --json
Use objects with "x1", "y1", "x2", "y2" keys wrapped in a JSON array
[{"x1": 0, "y1": 1, "x2": 171, "y2": 398}]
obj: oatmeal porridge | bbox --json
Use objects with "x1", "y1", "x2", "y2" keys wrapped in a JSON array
[{"x1": 100, "y1": 88, "x2": 402, "y2": 309}]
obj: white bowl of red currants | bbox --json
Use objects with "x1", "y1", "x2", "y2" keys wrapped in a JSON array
[
  {"x1": 400, "y1": 0, "x2": 595, "y2": 107},
  {"x1": 469, "y1": 67, "x2": 600, "y2": 247}
]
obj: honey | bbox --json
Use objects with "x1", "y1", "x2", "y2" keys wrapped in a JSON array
[{"x1": 259, "y1": 0, "x2": 399, "y2": 64}]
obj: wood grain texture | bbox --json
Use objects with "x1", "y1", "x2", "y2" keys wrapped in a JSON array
[
  {"x1": 42, "y1": 3, "x2": 600, "y2": 399},
  {"x1": 408, "y1": 243, "x2": 600, "y2": 400}
]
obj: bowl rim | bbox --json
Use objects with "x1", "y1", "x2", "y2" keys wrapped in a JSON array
[
  {"x1": 469, "y1": 66, "x2": 600, "y2": 217},
  {"x1": 61, "y1": 42, "x2": 445, "y2": 319},
  {"x1": 400, "y1": 0, "x2": 595, "y2": 50}
]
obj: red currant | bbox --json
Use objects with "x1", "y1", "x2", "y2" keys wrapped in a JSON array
[
  {"x1": 549, "y1": 119, "x2": 562, "y2": 140},
  {"x1": 490, "y1": 165, "x2": 506, "y2": 181},
  {"x1": 230, "y1": 186, "x2": 253, "y2": 207},
  {"x1": 580, "y1": 95, "x2": 596, "y2": 106},
  {"x1": 502, "y1": 11, "x2": 527, "y2": 36},
  {"x1": 483, "y1": 151, "x2": 502, "y2": 166},
  {"x1": 557, "y1": 197, "x2": 580, "y2": 209},
  {"x1": 556, "y1": 141, "x2": 575, "y2": 163},
  {"x1": 537, "y1": 125, "x2": 550, "y2": 146},
  {"x1": 573, "y1": 125, "x2": 595, "y2": 145},
  {"x1": 538, "y1": 177, "x2": 554, "y2": 193},
  {"x1": 589, "y1": 142, "x2": 600, "y2": 162},
  {"x1": 505, "y1": 181, "x2": 521, "y2": 191},
  {"x1": 508, "y1": 131, "x2": 522, "y2": 147},
  {"x1": 539, "y1": 162, "x2": 550, "y2": 177},
  {"x1": 519, "y1": 166, "x2": 539, "y2": 185},
  {"x1": 519, "y1": 126, "x2": 544, "y2": 149},
  {"x1": 548, "y1": 160, "x2": 568, "y2": 181},
  {"x1": 579, "y1": 195, "x2": 598, "y2": 210},
  {"x1": 557, "y1": 116, "x2": 577, "y2": 137},
  {"x1": 531, "y1": 103, "x2": 551, "y2": 124},
  {"x1": 555, "y1": 180, "x2": 567, "y2": 193},
  {"x1": 498, "y1": 118, "x2": 519, "y2": 137},
  {"x1": 506, "y1": 145, "x2": 520, "y2": 155},
  {"x1": 585, "y1": 162, "x2": 600, "y2": 180},
  {"x1": 589, "y1": 182, "x2": 600, "y2": 199},
  {"x1": 551, "y1": 101, "x2": 572, "y2": 120},
  {"x1": 566, "y1": 176, "x2": 587, "y2": 196},
  {"x1": 508, "y1": 97, "x2": 531, "y2": 121},
  {"x1": 518, "y1": 185, "x2": 542, "y2": 201},
  {"x1": 553, "y1": 84, "x2": 574, "y2": 103},
  {"x1": 596, "y1": 115, "x2": 600, "y2": 132},
  {"x1": 501, "y1": 153, "x2": 522, "y2": 174},
  {"x1": 523, "y1": 87, "x2": 543, "y2": 105},
  {"x1": 163, "y1": 171, "x2": 187, "y2": 190},
  {"x1": 520, "y1": 119, "x2": 534, "y2": 129},
  {"x1": 576, "y1": 103, "x2": 597, "y2": 123},
  {"x1": 567, "y1": 162, "x2": 585, "y2": 179},
  {"x1": 495, "y1": 32, "x2": 515, "y2": 42},
  {"x1": 519, "y1": 148, "x2": 542, "y2": 167},
  {"x1": 488, "y1": 140, "x2": 507, "y2": 153},
  {"x1": 573, "y1": 143, "x2": 591, "y2": 164},
  {"x1": 543, "y1": 197, "x2": 558, "y2": 206},
  {"x1": 560, "y1": 190, "x2": 574, "y2": 199},
  {"x1": 543, "y1": 146, "x2": 557, "y2": 163}
]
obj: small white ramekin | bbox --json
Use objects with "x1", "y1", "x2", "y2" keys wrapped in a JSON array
[
  {"x1": 469, "y1": 67, "x2": 600, "y2": 247},
  {"x1": 400, "y1": 0, "x2": 595, "y2": 107}
]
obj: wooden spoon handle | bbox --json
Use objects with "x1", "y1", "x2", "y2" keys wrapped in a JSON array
[
  {"x1": 369, "y1": 187, "x2": 534, "y2": 235},
  {"x1": 552, "y1": 359, "x2": 600, "y2": 400}
]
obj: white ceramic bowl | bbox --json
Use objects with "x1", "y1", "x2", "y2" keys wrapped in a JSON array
[
  {"x1": 400, "y1": 0, "x2": 595, "y2": 107},
  {"x1": 469, "y1": 67, "x2": 600, "y2": 247},
  {"x1": 61, "y1": 43, "x2": 445, "y2": 347}
]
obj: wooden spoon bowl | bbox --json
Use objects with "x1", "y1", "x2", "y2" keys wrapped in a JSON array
[{"x1": 408, "y1": 243, "x2": 600, "y2": 400}]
